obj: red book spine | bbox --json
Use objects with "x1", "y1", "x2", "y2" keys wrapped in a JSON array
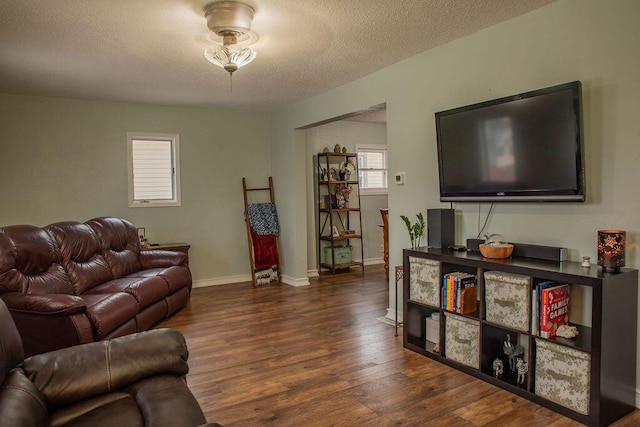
[{"x1": 540, "y1": 284, "x2": 570, "y2": 338}]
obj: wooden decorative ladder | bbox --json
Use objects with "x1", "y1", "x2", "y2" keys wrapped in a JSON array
[{"x1": 242, "y1": 177, "x2": 281, "y2": 286}]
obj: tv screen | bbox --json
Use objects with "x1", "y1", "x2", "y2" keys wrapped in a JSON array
[{"x1": 435, "y1": 81, "x2": 585, "y2": 202}]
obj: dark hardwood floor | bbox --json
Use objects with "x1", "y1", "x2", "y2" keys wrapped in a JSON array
[{"x1": 160, "y1": 265, "x2": 640, "y2": 426}]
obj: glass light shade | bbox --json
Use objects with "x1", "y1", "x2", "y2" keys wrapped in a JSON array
[
  {"x1": 597, "y1": 229, "x2": 626, "y2": 272},
  {"x1": 205, "y1": 45, "x2": 256, "y2": 73}
]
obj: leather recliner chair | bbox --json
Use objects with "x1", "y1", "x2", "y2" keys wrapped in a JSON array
[{"x1": 0, "y1": 299, "x2": 218, "y2": 426}]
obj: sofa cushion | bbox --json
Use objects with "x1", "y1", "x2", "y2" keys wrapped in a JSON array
[
  {"x1": 45, "y1": 222, "x2": 114, "y2": 295},
  {"x1": 127, "y1": 266, "x2": 192, "y2": 293},
  {"x1": 103, "y1": 319, "x2": 137, "y2": 340},
  {"x1": 50, "y1": 392, "x2": 142, "y2": 427},
  {"x1": 167, "y1": 287, "x2": 191, "y2": 317},
  {"x1": 135, "y1": 301, "x2": 168, "y2": 331},
  {"x1": 79, "y1": 293, "x2": 140, "y2": 340},
  {"x1": 0, "y1": 225, "x2": 74, "y2": 295},
  {"x1": 85, "y1": 277, "x2": 170, "y2": 310},
  {"x1": 86, "y1": 218, "x2": 141, "y2": 279},
  {"x1": 0, "y1": 294, "x2": 25, "y2": 384},
  {"x1": 126, "y1": 376, "x2": 208, "y2": 427},
  {"x1": 0, "y1": 369, "x2": 49, "y2": 427},
  {"x1": 46, "y1": 379, "x2": 209, "y2": 427}
]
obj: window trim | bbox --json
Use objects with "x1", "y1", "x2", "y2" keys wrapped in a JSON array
[
  {"x1": 356, "y1": 143, "x2": 388, "y2": 196},
  {"x1": 127, "y1": 132, "x2": 181, "y2": 208}
]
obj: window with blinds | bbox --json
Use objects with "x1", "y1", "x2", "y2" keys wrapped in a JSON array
[
  {"x1": 127, "y1": 133, "x2": 181, "y2": 207},
  {"x1": 357, "y1": 144, "x2": 388, "y2": 195}
]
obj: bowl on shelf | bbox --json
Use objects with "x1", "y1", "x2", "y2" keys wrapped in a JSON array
[{"x1": 479, "y1": 243, "x2": 514, "y2": 259}]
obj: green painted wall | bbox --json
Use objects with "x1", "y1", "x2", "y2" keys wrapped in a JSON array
[
  {"x1": 270, "y1": 0, "x2": 640, "y2": 384},
  {"x1": 0, "y1": 94, "x2": 271, "y2": 284}
]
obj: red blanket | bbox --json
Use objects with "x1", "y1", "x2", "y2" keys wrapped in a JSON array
[{"x1": 251, "y1": 230, "x2": 279, "y2": 270}]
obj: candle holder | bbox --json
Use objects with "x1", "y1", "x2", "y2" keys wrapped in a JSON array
[{"x1": 597, "y1": 230, "x2": 625, "y2": 273}]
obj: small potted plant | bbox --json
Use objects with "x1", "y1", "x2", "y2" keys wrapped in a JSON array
[{"x1": 401, "y1": 212, "x2": 425, "y2": 249}]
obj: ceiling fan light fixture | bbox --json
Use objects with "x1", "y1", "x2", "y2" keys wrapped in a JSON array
[
  {"x1": 204, "y1": 31, "x2": 256, "y2": 74},
  {"x1": 203, "y1": 1, "x2": 257, "y2": 87}
]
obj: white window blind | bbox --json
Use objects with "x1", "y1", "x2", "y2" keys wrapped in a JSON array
[
  {"x1": 357, "y1": 145, "x2": 388, "y2": 195},
  {"x1": 127, "y1": 133, "x2": 181, "y2": 207},
  {"x1": 132, "y1": 139, "x2": 173, "y2": 200}
]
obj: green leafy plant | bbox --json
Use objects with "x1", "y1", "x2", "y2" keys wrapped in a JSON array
[{"x1": 400, "y1": 212, "x2": 425, "y2": 249}]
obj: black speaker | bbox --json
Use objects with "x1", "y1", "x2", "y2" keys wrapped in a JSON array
[{"x1": 427, "y1": 209, "x2": 455, "y2": 249}]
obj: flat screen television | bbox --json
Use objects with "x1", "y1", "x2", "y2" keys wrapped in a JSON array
[{"x1": 435, "y1": 81, "x2": 585, "y2": 202}]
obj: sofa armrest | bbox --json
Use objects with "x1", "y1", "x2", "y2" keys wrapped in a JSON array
[
  {"x1": 0, "y1": 292, "x2": 86, "y2": 315},
  {"x1": 22, "y1": 328, "x2": 190, "y2": 409},
  {"x1": 140, "y1": 250, "x2": 187, "y2": 269},
  {"x1": 1, "y1": 293, "x2": 92, "y2": 356}
]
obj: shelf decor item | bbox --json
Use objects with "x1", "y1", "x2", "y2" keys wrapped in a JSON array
[
  {"x1": 479, "y1": 233, "x2": 513, "y2": 259},
  {"x1": 332, "y1": 183, "x2": 352, "y2": 208},
  {"x1": 400, "y1": 212, "x2": 425, "y2": 249},
  {"x1": 516, "y1": 358, "x2": 528, "y2": 385},
  {"x1": 338, "y1": 158, "x2": 355, "y2": 180},
  {"x1": 493, "y1": 358, "x2": 504, "y2": 378},
  {"x1": 597, "y1": 229, "x2": 625, "y2": 272},
  {"x1": 317, "y1": 164, "x2": 327, "y2": 181},
  {"x1": 136, "y1": 227, "x2": 149, "y2": 248}
]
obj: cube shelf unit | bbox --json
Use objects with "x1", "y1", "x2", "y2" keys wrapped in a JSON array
[
  {"x1": 403, "y1": 247, "x2": 638, "y2": 427},
  {"x1": 316, "y1": 152, "x2": 364, "y2": 274}
]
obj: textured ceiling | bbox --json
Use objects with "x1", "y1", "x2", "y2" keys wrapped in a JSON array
[{"x1": 0, "y1": 0, "x2": 555, "y2": 111}]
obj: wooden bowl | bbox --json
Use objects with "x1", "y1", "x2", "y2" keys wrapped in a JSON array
[{"x1": 479, "y1": 243, "x2": 514, "y2": 259}]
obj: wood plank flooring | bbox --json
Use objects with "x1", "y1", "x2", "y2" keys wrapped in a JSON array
[{"x1": 159, "y1": 265, "x2": 640, "y2": 426}]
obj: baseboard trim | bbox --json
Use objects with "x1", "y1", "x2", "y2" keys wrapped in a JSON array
[
  {"x1": 193, "y1": 274, "x2": 252, "y2": 288},
  {"x1": 194, "y1": 274, "x2": 311, "y2": 288},
  {"x1": 282, "y1": 275, "x2": 310, "y2": 287},
  {"x1": 193, "y1": 259, "x2": 383, "y2": 288},
  {"x1": 385, "y1": 307, "x2": 402, "y2": 322}
]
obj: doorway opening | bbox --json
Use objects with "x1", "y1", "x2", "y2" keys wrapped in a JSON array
[{"x1": 302, "y1": 103, "x2": 388, "y2": 276}]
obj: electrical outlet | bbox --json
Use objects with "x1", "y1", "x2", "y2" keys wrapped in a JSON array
[{"x1": 379, "y1": 244, "x2": 384, "y2": 253}]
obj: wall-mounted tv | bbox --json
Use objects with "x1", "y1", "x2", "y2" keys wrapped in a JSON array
[{"x1": 435, "y1": 81, "x2": 585, "y2": 202}]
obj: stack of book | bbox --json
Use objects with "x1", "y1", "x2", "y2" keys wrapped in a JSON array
[
  {"x1": 532, "y1": 281, "x2": 571, "y2": 338},
  {"x1": 442, "y1": 272, "x2": 477, "y2": 314}
]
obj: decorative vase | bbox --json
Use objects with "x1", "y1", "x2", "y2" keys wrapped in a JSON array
[{"x1": 597, "y1": 229, "x2": 625, "y2": 272}]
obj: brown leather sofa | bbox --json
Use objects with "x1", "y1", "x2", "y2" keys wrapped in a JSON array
[
  {"x1": 0, "y1": 298, "x2": 217, "y2": 426},
  {"x1": 0, "y1": 217, "x2": 192, "y2": 356}
]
